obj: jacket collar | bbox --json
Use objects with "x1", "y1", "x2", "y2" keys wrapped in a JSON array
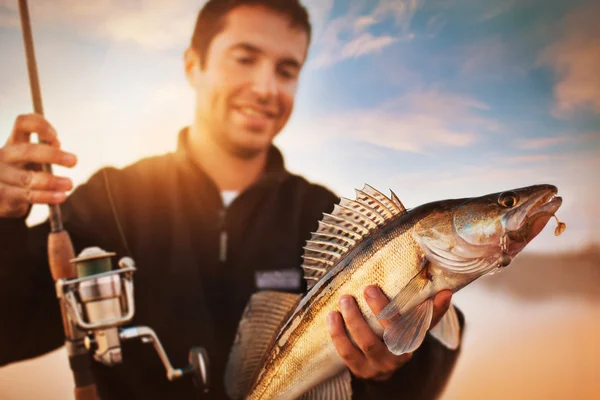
[{"x1": 175, "y1": 126, "x2": 291, "y2": 188}]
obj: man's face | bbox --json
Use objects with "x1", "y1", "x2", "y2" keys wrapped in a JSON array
[{"x1": 187, "y1": 5, "x2": 309, "y2": 158}]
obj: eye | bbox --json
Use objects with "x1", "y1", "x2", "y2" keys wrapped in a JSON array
[
  {"x1": 278, "y1": 69, "x2": 292, "y2": 79},
  {"x1": 277, "y1": 66, "x2": 297, "y2": 80},
  {"x1": 498, "y1": 191, "x2": 519, "y2": 208},
  {"x1": 236, "y1": 56, "x2": 254, "y2": 65}
]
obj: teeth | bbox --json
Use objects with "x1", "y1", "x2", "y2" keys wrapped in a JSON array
[{"x1": 240, "y1": 107, "x2": 266, "y2": 118}]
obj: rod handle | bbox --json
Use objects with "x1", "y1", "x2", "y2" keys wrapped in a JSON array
[{"x1": 48, "y1": 230, "x2": 76, "y2": 281}]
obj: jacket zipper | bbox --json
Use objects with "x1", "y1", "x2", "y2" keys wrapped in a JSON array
[{"x1": 218, "y1": 208, "x2": 228, "y2": 263}]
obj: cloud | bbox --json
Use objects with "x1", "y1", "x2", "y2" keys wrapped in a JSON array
[
  {"x1": 425, "y1": 14, "x2": 446, "y2": 37},
  {"x1": 318, "y1": 111, "x2": 477, "y2": 153},
  {"x1": 538, "y1": 2, "x2": 600, "y2": 117},
  {"x1": 514, "y1": 132, "x2": 599, "y2": 151},
  {"x1": 516, "y1": 136, "x2": 570, "y2": 150},
  {"x1": 340, "y1": 33, "x2": 398, "y2": 59},
  {"x1": 477, "y1": 0, "x2": 517, "y2": 22},
  {"x1": 301, "y1": 0, "x2": 335, "y2": 39},
  {"x1": 0, "y1": 8, "x2": 19, "y2": 28},
  {"x1": 353, "y1": 16, "x2": 378, "y2": 33},
  {"x1": 502, "y1": 154, "x2": 553, "y2": 163},
  {"x1": 0, "y1": 0, "x2": 205, "y2": 51},
  {"x1": 3, "y1": 0, "x2": 412, "y2": 66},
  {"x1": 309, "y1": 16, "x2": 402, "y2": 68},
  {"x1": 460, "y1": 36, "x2": 527, "y2": 79},
  {"x1": 307, "y1": 0, "x2": 419, "y2": 69},
  {"x1": 371, "y1": 0, "x2": 420, "y2": 30},
  {"x1": 282, "y1": 89, "x2": 494, "y2": 154},
  {"x1": 379, "y1": 89, "x2": 500, "y2": 131}
]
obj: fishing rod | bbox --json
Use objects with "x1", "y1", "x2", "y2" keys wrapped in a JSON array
[
  {"x1": 18, "y1": 0, "x2": 98, "y2": 398},
  {"x1": 17, "y1": 1, "x2": 209, "y2": 398}
]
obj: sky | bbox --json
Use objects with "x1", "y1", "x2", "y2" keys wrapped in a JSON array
[{"x1": 0, "y1": 0, "x2": 598, "y2": 253}]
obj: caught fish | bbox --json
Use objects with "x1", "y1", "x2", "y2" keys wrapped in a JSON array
[{"x1": 225, "y1": 184, "x2": 565, "y2": 400}]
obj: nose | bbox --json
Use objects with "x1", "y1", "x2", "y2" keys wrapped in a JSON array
[{"x1": 251, "y1": 63, "x2": 278, "y2": 102}]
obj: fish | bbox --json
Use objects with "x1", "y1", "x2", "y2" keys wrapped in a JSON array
[{"x1": 224, "y1": 184, "x2": 565, "y2": 400}]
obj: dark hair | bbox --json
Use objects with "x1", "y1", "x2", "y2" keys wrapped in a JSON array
[{"x1": 190, "y1": 0, "x2": 312, "y2": 69}]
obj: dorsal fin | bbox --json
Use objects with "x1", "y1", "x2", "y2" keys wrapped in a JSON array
[{"x1": 302, "y1": 184, "x2": 407, "y2": 289}]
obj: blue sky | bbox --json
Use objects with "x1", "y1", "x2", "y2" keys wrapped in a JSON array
[{"x1": 0, "y1": 0, "x2": 598, "y2": 252}]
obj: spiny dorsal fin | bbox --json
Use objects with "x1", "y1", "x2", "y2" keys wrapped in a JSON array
[
  {"x1": 390, "y1": 189, "x2": 406, "y2": 212},
  {"x1": 224, "y1": 291, "x2": 301, "y2": 400},
  {"x1": 302, "y1": 184, "x2": 407, "y2": 289}
]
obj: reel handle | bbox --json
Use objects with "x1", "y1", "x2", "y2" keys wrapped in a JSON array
[{"x1": 188, "y1": 347, "x2": 210, "y2": 394}]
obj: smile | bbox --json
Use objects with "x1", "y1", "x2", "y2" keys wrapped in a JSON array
[{"x1": 236, "y1": 106, "x2": 276, "y2": 119}]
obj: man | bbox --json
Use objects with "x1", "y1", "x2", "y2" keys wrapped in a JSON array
[{"x1": 0, "y1": 0, "x2": 463, "y2": 399}]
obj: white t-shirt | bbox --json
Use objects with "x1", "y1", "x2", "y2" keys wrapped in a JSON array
[{"x1": 221, "y1": 190, "x2": 239, "y2": 208}]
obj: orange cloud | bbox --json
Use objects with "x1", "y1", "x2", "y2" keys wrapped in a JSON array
[{"x1": 539, "y1": 2, "x2": 600, "y2": 117}]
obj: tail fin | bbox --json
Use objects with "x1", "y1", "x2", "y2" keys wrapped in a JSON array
[{"x1": 224, "y1": 290, "x2": 301, "y2": 399}]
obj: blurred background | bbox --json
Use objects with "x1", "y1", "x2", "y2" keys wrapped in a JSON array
[{"x1": 0, "y1": 0, "x2": 598, "y2": 398}]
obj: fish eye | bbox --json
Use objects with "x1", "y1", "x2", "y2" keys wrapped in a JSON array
[{"x1": 498, "y1": 191, "x2": 519, "y2": 208}]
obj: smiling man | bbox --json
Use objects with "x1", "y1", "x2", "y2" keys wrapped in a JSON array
[{"x1": 0, "y1": 1, "x2": 462, "y2": 399}]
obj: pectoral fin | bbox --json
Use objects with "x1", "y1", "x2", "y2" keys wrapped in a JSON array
[
  {"x1": 298, "y1": 369, "x2": 352, "y2": 400},
  {"x1": 377, "y1": 266, "x2": 429, "y2": 321},
  {"x1": 429, "y1": 303, "x2": 461, "y2": 350},
  {"x1": 383, "y1": 298, "x2": 434, "y2": 355}
]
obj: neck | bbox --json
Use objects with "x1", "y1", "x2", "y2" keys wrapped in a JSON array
[{"x1": 188, "y1": 124, "x2": 268, "y2": 192}]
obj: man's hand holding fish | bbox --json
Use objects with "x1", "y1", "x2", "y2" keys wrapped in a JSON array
[{"x1": 327, "y1": 286, "x2": 453, "y2": 381}]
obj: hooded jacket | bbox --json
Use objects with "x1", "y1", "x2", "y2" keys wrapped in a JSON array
[{"x1": 0, "y1": 128, "x2": 462, "y2": 399}]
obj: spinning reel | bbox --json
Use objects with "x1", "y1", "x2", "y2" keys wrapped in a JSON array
[{"x1": 55, "y1": 247, "x2": 210, "y2": 391}]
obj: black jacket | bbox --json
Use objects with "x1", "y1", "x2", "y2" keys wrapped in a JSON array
[{"x1": 0, "y1": 128, "x2": 462, "y2": 399}]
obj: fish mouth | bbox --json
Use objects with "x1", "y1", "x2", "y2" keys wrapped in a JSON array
[{"x1": 505, "y1": 186, "x2": 563, "y2": 254}]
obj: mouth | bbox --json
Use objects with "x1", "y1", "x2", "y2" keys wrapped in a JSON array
[
  {"x1": 505, "y1": 187, "x2": 564, "y2": 252},
  {"x1": 531, "y1": 188, "x2": 562, "y2": 215},
  {"x1": 235, "y1": 105, "x2": 277, "y2": 119}
]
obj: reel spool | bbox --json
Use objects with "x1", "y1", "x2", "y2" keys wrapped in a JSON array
[{"x1": 55, "y1": 247, "x2": 209, "y2": 391}]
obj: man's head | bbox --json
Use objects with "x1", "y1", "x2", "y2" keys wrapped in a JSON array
[{"x1": 184, "y1": 0, "x2": 311, "y2": 159}]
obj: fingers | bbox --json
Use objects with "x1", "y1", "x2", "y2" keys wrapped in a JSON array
[
  {"x1": 0, "y1": 114, "x2": 75, "y2": 218},
  {"x1": 327, "y1": 310, "x2": 366, "y2": 376},
  {"x1": 0, "y1": 142, "x2": 77, "y2": 168},
  {"x1": 9, "y1": 113, "x2": 60, "y2": 147},
  {"x1": 364, "y1": 285, "x2": 393, "y2": 329},
  {"x1": 327, "y1": 288, "x2": 452, "y2": 382},
  {"x1": 430, "y1": 290, "x2": 452, "y2": 329},
  {"x1": 0, "y1": 164, "x2": 72, "y2": 191},
  {"x1": 364, "y1": 284, "x2": 452, "y2": 330},
  {"x1": 363, "y1": 287, "x2": 413, "y2": 370},
  {"x1": 328, "y1": 295, "x2": 413, "y2": 380},
  {"x1": 0, "y1": 183, "x2": 67, "y2": 217},
  {"x1": 338, "y1": 295, "x2": 390, "y2": 360}
]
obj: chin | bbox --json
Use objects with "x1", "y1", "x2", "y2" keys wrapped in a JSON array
[
  {"x1": 230, "y1": 131, "x2": 276, "y2": 158},
  {"x1": 229, "y1": 139, "x2": 271, "y2": 159}
]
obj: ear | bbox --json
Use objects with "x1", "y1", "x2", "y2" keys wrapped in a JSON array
[{"x1": 184, "y1": 47, "x2": 201, "y2": 87}]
